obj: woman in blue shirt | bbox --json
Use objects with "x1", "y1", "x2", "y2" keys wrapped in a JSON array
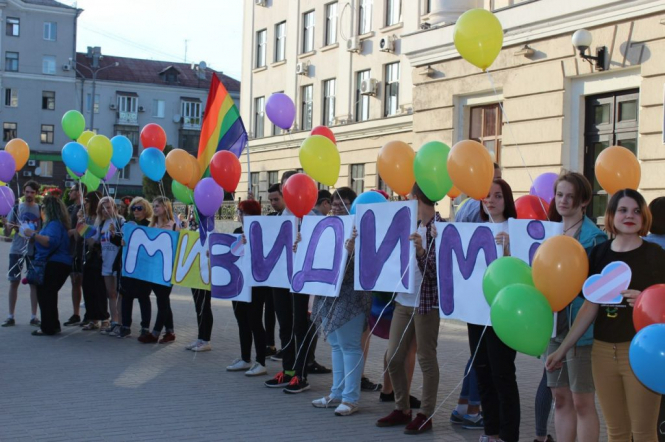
[{"x1": 24, "y1": 196, "x2": 73, "y2": 336}]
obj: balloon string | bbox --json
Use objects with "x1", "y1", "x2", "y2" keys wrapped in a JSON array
[{"x1": 485, "y1": 71, "x2": 550, "y2": 221}]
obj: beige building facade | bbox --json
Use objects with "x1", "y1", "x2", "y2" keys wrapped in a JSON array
[{"x1": 241, "y1": 0, "x2": 665, "y2": 221}]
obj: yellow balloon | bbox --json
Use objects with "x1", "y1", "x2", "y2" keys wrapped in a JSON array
[
  {"x1": 454, "y1": 8, "x2": 503, "y2": 71},
  {"x1": 299, "y1": 135, "x2": 340, "y2": 186},
  {"x1": 87, "y1": 135, "x2": 113, "y2": 168},
  {"x1": 77, "y1": 130, "x2": 95, "y2": 147}
]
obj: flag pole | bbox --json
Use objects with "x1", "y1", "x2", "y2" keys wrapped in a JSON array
[{"x1": 245, "y1": 140, "x2": 251, "y2": 196}]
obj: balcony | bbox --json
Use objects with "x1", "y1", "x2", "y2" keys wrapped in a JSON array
[
  {"x1": 118, "y1": 111, "x2": 138, "y2": 125},
  {"x1": 182, "y1": 116, "x2": 201, "y2": 130}
]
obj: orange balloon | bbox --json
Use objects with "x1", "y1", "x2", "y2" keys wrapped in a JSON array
[
  {"x1": 5, "y1": 138, "x2": 29, "y2": 171},
  {"x1": 532, "y1": 235, "x2": 589, "y2": 312},
  {"x1": 447, "y1": 140, "x2": 494, "y2": 200},
  {"x1": 377, "y1": 141, "x2": 416, "y2": 196},
  {"x1": 447, "y1": 185, "x2": 462, "y2": 199},
  {"x1": 595, "y1": 146, "x2": 640, "y2": 195},
  {"x1": 187, "y1": 154, "x2": 202, "y2": 190},
  {"x1": 165, "y1": 149, "x2": 193, "y2": 185}
]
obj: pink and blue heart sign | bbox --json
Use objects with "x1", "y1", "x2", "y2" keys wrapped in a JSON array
[{"x1": 582, "y1": 261, "x2": 631, "y2": 305}]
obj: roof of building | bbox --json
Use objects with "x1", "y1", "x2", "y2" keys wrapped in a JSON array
[
  {"x1": 74, "y1": 53, "x2": 240, "y2": 93},
  {"x1": 21, "y1": 0, "x2": 76, "y2": 9}
]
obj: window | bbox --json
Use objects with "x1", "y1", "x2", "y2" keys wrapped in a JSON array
[
  {"x1": 325, "y1": 2, "x2": 338, "y2": 46},
  {"x1": 182, "y1": 101, "x2": 202, "y2": 128},
  {"x1": 358, "y1": 0, "x2": 372, "y2": 34},
  {"x1": 152, "y1": 99, "x2": 165, "y2": 118},
  {"x1": 384, "y1": 62, "x2": 400, "y2": 116},
  {"x1": 6, "y1": 18, "x2": 19, "y2": 37},
  {"x1": 322, "y1": 79, "x2": 336, "y2": 126},
  {"x1": 386, "y1": 0, "x2": 402, "y2": 26},
  {"x1": 5, "y1": 89, "x2": 18, "y2": 107},
  {"x1": 350, "y1": 164, "x2": 365, "y2": 195},
  {"x1": 118, "y1": 95, "x2": 138, "y2": 124},
  {"x1": 86, "y1": 93, "x2": 100, "y2": 113},
  {"x1": 118, "y1": 165, "x2": 130, "y2": 180},
  {"x1": 355, "y1": 70, "x2": 371, "y2": 122},
  {"x1": 378, "y1": 175, "x2": 393, "y2": 197},
  {"x1": 302, "y1": 11, "x2": 315, "y2": 53},
  {"x1": 5, "y1": 52, "x2": 18, "y2": 72},
  {"x1": 301, "y1": 85, "x2": 313, "y2": 131},
  {"x1": 115, "y1": 127, "x2": 139, "y2": 157},
  {"x1": 3, "y1": 123, "x2": 17, "y2": 142},
  {"x1": 256, "y1": 29, "x2": 267, "y2": 68},
  {"x1": 42, "y1": 91, "x2": 55, "y2": 110},
  {"x1": 40, "y1": 124, "x2": 54, "y2": 144},
  {"x1": 39, "y1": 161, "x2": 53, "y2": 178},
  {"x1": 469, "y1": 103, "x2": 503, "y2": 162},
  {"x1": 250, "y1": 172, "x2": 260, "y2": 197},
  {"x1": 42, "y1": 56, "x2": 56, "y2": 75},
  {"x1": 254, "y1": 96, "x2": 265, "y2": 138},
  {"x1": 43, "y1": 22, "x2": 57, "y2": 41},
  {"x1": 275, "y1": 21, "x2": 286, "y2": 62},
  {"x1": 268, "y1": 171, "x2": 279, "y2": 187}
]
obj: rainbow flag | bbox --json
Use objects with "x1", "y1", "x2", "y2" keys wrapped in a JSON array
[
  {"x1": 197, "y1": 74, "x2": 247, "y2": 174},
  {"x1": 76, "y1": 223, "x2": 97, "y2": 239}
]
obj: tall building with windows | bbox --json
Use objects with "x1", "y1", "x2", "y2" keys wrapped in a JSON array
[{"x1": 240, "y1": 0, "x2": 416, "y2": 200}]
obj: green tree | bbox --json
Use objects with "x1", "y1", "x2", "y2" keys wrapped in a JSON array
[{"x1": 142, "y1": 145, "x2": 174, "y2": 201}]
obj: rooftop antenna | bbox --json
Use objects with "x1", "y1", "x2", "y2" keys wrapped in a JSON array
[{"x1": 184, "y1": 39, "x2": 188, "y2": 62}]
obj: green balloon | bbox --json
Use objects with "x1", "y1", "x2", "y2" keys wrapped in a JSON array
[
  {"x1": 80, "y1": 171, "x2": 100, "y2": 192},
  {"x1": 172, "y1": 180, "x2": 194, "y2": 205},
  {"x1": 490, "y1": 284, "x2": 553, "y2": 357},
  {"x1": 413, "y1": 141, "x2": 453, "y2": 202},
  {"x1": 483, "y1": 257, "x2": 534, "y2": 306},
  {"x1": 66, "y1": 167, "x2": 81, "y2": 181},
  {"x1": 61, "y1": 110, "x2": 86, "y2": 141},
  {"x1": 88, "y1": 156, "x2": 110, "y2": 179}
]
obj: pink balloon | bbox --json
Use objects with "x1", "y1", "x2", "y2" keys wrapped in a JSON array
[{"x1": 103, "y1": 164, "x2": 117, "y2": 182}]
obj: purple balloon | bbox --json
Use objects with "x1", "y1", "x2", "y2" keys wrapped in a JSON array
[
  {"x1": 0, "y1": 186, "x2": 15, "y2": 216},
  {"x1": 0, "y1": 151, "x2": 16, "y2": 183},
  {"x1": 194, "y1": 177, "x2": 224, "y2": 217},
  {"x1": 265, "y1": 93, "x2": 296, "y2": 130},
  {"x1": 530, "y1": 172, "x2": 558, "y2": 204},
  {"x1": 103, "y1": 164, "x2": 117, "y2": 182}
]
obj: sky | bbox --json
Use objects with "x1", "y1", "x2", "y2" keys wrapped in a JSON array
[{"x1": 67, "y1": 0, "x2": 244, "y2": 80}]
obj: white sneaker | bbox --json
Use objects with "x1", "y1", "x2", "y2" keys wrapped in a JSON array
[
  {"x1": 334, "y1": 402, "x2": 359, "y2": 416},
  {"x1": 226, "y1": 358, "x2": 252, "y2": 371},
  {"x1": 312, "y1": 396, "x2": 342, "y2": 408},
  {"x1": 192, "y1": 341, "x2": 212, "y2": 352},
  {"x1": 185, "y1": 339, "x2": 202, "y2": 350},
  {"x1": 245, "y1": 362, "x2": 267, "y2": 377}
]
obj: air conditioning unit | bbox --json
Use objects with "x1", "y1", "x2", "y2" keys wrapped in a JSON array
[
  {"x1": 62, "y1": 64, "x2": 71, "y2": 71},
  {"x1": 27, "y1": 160, "x2": 36, "y2": 167},
  {"x1": 255, "y1": 0, "x2": 267, "y2": 6},
  {"x1": 109, "y1": 103, "x2": 117, "y2": 110},
  {"x1": 379, "y1": 36, "x2": 395, "y2": 53},
  {"x1": 347, "y1": 36, "x2": 362, "y2": 53},
  {"x1": 295, "y1": 62, "x2": 309, "y2": 76},
  {"x1": 138, "y1": 105, "x2": 145, "y2": 112},
  {"x1": 22, "y1": 171, "x2": 32, "y2": 177},
  {"x1": 360, "y1": 78, "x2": 378, "y2": 95}
]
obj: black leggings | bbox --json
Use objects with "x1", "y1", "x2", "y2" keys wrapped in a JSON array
[
  {"x1": 152, "y1": 284, "x2": 173, "y2": 333},
  {"x1": 37, "y1": 261, "x2": 72, "y2": 334},
  {"x1": 264, "y1": 292, "x2": 276, "y2": 347},
  {"x1": 120, "y1": 277, "x2": 151, "y2": 329},
  {"x1": 191, "y1": 288, "x2": 213, "y2": 341},
  {"x1": 233, "y1": 287, "x2": 268, "y2": 365},
  {"x1": 81, "y1": 261, "x2": 108, "y2": 322}
]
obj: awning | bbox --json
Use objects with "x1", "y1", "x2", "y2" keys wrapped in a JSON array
[
  {"x1": 116, "y1": 91, "x2": 138, "y2": 97},
  {"x1": 29, "y1": 153, "x2": 61, "y2": 161},
  {"x1": 181, "y1": 96, "x2": 201, "y2": 102}
]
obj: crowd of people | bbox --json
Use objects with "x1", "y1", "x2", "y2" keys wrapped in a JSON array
[{"x1": 2, "y1": 170, "x2": 664, "y2": 441}]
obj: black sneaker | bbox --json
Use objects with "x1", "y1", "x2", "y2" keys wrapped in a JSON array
[
  {"x1": 117, "y1": 327, "x2": 131, "y2": 338},
  {"x1": 1, "y1": 318, "x2": 15, "y2": 327},
  {"x1": 265, "y1": 371, "x2": 292, "y2": 388},
  {"x1": 380, "y1": 391, "x2": 395, "y2": 402},
  {"x1": 361, "y1": 377, "x2": 382, "y2": 391},
  {"x1": 307, "y1": 361, "x2": 332, "y2": 374},
  {"x1": 64, "y1": 315, "x2": 81, "y2": 326},
  {"x1": 265, "y1": 346, "x2": 277, "y2": 357},
  {"x1": 283, "y1": 376, "x2": 310, "y2": 394},
  {"x1": 29, "y1": 318, "x2": 41, "y2": 327},
  {"x1": 410, "y1": 395, "x2": 421, "y2": 409},
  {"x1": 270, "y1": 349, "x2": 283, "y2": 362},
  {"x1": 79, "y1": 320, "x2": 91, "y2": 327}
]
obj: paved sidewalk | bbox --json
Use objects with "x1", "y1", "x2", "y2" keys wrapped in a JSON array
[{"x1": 0, "y1": 241, "x2": 587, "y2": 442}]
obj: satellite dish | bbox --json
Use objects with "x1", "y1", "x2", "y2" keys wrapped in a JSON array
[
  {"x1": 198, "y1": 61, "x2": 207, "y2": 70},
  {"x1": 34, "y1": 167, "x2": 42, "y2": 176},
  {"x1": 173, "y1": 114, "x2": 182, "y2": 123}
]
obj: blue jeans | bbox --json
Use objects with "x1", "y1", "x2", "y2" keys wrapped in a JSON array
[
  {"x1": 460, "y1": 357, "x2": 481, "y2": 405},
  {"x1": 326, "y1": 313, "x2": 365, "y2": 404}
]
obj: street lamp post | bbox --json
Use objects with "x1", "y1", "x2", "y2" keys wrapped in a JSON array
[{"x1": 69, "y1": 56, "x2": 119, "y2": 131}]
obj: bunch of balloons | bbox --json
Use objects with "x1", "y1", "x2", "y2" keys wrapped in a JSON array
[
  {"x1": 0, "y1": 138, "x2": 30, "y2": 215},
  {"x1": 595, "y1": 145, "x2": 641, "y2": 195},
  {"x1": 629, "y1": 284, "x2": 665, "y2": 394}
]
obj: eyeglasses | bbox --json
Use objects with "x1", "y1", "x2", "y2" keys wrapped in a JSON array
[{"x1": 131, "y1": 206, "x2": 143, "y2": 212}]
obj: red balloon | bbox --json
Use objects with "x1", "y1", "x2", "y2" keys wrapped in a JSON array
[
  {"x1": 210, "y1": 151, "x2": 241, "y2": 193},
  {"x1": 515, "y1": 195, "x2": 549, "y2": 220},
  {"x1": 633, "y1": 284, "x2": 665, "y2": 332},
  {"x1": 311, "y1": 126, "x2": 336, "y2": 144},
  {"x1": 140, "y1": 123, "x2": 167, "y2": 151},
  {"x1": 282, "y1": 173, "x2": 317, "y2": 218}
]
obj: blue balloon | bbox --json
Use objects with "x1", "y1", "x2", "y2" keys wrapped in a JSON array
[
  {"x1": 350, "y1": 191, "x2": 388, "y2": 215},
  {"x1": 111, "y1": 135, "x2": 133, "y2": 169},
  {"x1": 139, "y1": 147, "x2": 166, "y2": 182},
  {"x1": 629, "y1": 323, "x2": 665, "y2": 394},
  {"x1": 61, "y1": 142, "x2": 89, "y2": 175}
]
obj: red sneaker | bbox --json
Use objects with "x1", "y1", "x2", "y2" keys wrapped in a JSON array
[
  {"x1": 404, "y1": 413, "x2": 432, "y2": 435},
  {"x1": 159, "y1": 332, "x2": 176, "y2": 344},
  {"x1": 376, "y1": 410, "x2": 412, "y2": 427},
  {"x1": 137, "y1": 333, "x2": 158, "y2": 344}
]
